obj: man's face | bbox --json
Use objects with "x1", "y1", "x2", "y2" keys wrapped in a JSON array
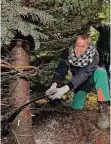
[{"x1": 74, "y1": 37, "x2": 89, "y2": 56}]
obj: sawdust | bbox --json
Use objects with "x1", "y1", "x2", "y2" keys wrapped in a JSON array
[{"x1": 33, "y1": 110, "x2": 110, "y2": 144}]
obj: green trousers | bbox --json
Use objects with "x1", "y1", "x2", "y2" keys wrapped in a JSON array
[{"x1": 72, "y1": 68, "x2": 110, "y2": 109}]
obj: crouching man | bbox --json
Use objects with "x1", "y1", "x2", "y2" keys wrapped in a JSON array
[{"x1": 45, "y1": 33, "x2": 110, "y2": 130}]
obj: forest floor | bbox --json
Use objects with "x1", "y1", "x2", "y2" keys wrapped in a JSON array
[
  {"x1": 32, "y1": 94, "x2": 110, "y2": 144},
  {"x1": 33, "y1": 109, "x2": 110, "y2": 144},
  {"x1": 1, "y1": 94, "x2": 110, "y2": 144}
]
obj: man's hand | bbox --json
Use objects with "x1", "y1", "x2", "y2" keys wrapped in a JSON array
[
  {"x1": 49, "y1": 85, "x2": 70, "y2": 100},
  {"x1": 45, "y1": 83, "x2": 57, "y2": 95}
]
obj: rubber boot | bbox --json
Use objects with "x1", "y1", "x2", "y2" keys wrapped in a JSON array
[{"x1": 97, "y1": 101, "x2": 109, "y2": 130}]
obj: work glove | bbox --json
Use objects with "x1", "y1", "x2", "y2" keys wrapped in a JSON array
[
  {"x1": 49, "y1": 85, "x2": 70, "y2": 100},
  {"x1": 45, "y1": 83, "x2": 57, "y2": 95}
]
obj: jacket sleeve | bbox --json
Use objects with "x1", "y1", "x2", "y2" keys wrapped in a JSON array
[
  {"x1": 53, "y1": 49, "x2": 69, "y2": 83},
  {"x1": 67, "y1": 50, "x2": 99, "y2": 90}
]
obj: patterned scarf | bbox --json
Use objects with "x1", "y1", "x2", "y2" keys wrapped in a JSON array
[{"x1": 68, "y1": 42, "x2": 96, "y2": 67}]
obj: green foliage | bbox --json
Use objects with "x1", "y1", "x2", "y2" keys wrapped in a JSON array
[
  {"x1": 90, "y1": 27, "x2": 99, "y2": 44},
  {"x1": 90, "y1": 0, "x2": 110, "y2": 44},
  {"x1": 2, "y1": 0, "x2": 109, "y2": 92},
  {"x1": 98, "y1": 0, "x2": 110, "y2": 23},
  {"x1": 1, "y1": 0, "x2": 55, "y2": 49},
  {"x1": 38, "y1": 59, "x2": 59, "y2": 86}
]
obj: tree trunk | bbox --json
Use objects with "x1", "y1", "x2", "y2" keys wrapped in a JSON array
[{"x1": 9, "y1": 40, "x2": 36, "y2": 144}]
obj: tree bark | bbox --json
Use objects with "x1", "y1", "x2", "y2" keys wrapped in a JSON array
[{"x1": 9, "y1": 40, "x2": 36, "y2": 144}]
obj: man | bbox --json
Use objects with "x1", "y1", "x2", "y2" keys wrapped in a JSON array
[{"x1": 45, "y1": 34, "x2": 110, "y2": 130}]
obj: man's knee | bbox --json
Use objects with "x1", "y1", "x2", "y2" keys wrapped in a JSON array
[
  {"x1": 93, "y1": 68, "x2": 109, "y2": 85},
  {"x1": 94, "y1": 68, "x2": 107, "y2": 77}
]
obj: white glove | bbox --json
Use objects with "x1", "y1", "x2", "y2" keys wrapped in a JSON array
[
  {"x1": 49, "y1": 85, "x2": 70, "y2": 100},
  {"x1": 45, "y1": 83, "x2": 57, "y2": 95}
]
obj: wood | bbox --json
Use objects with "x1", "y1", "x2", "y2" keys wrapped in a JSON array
[{"x1": 9, "y1": 40, "x2": 36, "y2": 144}]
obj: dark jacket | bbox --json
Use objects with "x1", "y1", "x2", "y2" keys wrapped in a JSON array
[
  {"x1": 93, "y1": 24, "x2": 110, "y2": 71},
  {"x1": 53, "y1": 43, "x2": 99, "y2": 92}
]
